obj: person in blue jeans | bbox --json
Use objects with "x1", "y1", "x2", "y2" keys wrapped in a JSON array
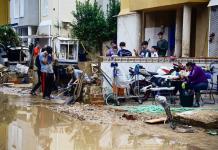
[{"x1": 185, "y1": 62, "x2": 208, "y2": 107}]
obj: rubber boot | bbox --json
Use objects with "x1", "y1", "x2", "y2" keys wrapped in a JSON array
[{"x1": 193, "y1": 92, "x2": 200, "y2": 107}]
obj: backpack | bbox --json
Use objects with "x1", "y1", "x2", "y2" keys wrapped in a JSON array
[{"x1": 35, "y1": 55, "x2": 41, "y2": 70}]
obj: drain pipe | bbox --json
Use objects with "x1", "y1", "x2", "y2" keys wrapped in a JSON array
[{"x1": 58, "y1": 0, "x2": 60, "y2": 36}]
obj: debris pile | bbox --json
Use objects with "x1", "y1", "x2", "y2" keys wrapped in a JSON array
[
  {"x1": 0, "y1": 85, "x2": 31, "y2": 96},
  {"x1": 0, "y1": 64, "x2": 9, "y2": 84}
]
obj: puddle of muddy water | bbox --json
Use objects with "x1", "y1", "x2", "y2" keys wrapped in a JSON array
[{"x1": 0, "y1": 94, "x2": 191, "y2": 150}]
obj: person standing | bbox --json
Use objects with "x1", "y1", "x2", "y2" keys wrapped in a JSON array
[
  {"x1": 39, "y1": 48, "x2": 48, "y2": 98},
  {"x1": 30, "y1": 48, "x2": 46, "y2": 95},
  {"x1": 33, "y1": 43, "x2": 41, "y2": 57},
  {"x1": 44, "y1": 46, "x2": 55, "y2": 100},
  {"x1": 157, "y1": 32, "x2": 168, "y2": 57}
]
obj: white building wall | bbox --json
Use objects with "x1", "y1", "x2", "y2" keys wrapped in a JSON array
[{"x1": 117, "y1": 13, "x2": 141, "y2": 55}]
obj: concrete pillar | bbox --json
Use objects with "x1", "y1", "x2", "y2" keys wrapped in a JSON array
[
  {"x1": 175, "y1": 8, "x2": 182, "y2": 57},
  {"x1": 182, "y1": 5, "x2": 192, "y2": 57},
  {"x1": 117, "y1": 12, "x2": 141, "y2": 55},
  {"x1": 27, "y1": 26, "x2": 32, "y2": 45}
]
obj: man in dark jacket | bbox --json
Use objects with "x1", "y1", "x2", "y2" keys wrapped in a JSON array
[
  {"x1": 157, "y1": 32, "x2": 168, "y2": 57},
  {"x1": 117, "y1": 42, "x2": 132, "y2": 57}
]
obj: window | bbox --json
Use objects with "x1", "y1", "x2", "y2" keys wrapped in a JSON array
[
  {"x1": 14, "y1": 0, "x2": 19, "y2": 18},
  {"x1": 59, "y1": 42, "x2": 77, "y2": 60},
  {"x1": 42, "y1": 0, "x2": 49, "y2": 16},
  {"x1": 19, "y1": 0, "x2": 24, "y2": 17}
]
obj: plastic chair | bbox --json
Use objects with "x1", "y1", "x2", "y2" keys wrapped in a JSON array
[{"x1": 200, "y1": 72, "x2": 216, "y2": 104}]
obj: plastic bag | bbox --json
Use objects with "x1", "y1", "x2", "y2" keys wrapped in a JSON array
[{"x1": 115, "y1": 68, "x2": 131, "y2": 88}]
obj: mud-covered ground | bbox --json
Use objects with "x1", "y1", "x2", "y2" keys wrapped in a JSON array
[{"x1": 1, "y1": 86, "x2": 218, "y2": 150}]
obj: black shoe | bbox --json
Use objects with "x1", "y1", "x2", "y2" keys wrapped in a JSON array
[
  {"x1": 30, "y1": 91, "x2": 37, "y2": 96},
  {"x1": 138, "y1": 99, "x2": 143, "y2": 104},
  {"x1": 43, "y1": 96, "x2": 50, "y2": 100},
  {"x1": 193, "y1": 102, "x2": 200, "y2": 107}
]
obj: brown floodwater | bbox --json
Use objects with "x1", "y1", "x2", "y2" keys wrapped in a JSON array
[{"x1": 0, "y1": 94, "x2": 197, "y2": 150}]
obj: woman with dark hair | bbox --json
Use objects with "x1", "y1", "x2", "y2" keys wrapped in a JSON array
[{"x1": 185, "y1": 62, "x2": 208, "y2": 107}]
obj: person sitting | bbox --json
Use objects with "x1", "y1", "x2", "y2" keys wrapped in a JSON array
[
  {"x1": 117, "y1": 42, "x2": 132, "y2": 57},
  {"x1": 106, "y1": 41, "x2": 117, "y2": 57},
  {"x1": 150, "y1": 46, "x2": 159, "y2": 57},
  {"x1": 184, "y1": 62, "x2": 208, "y2": 107},
  {"x1": 134, "y1": 41, "x2": 151, "y2": 58}
]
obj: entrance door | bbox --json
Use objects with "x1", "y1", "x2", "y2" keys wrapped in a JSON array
[{"x1": 168, "y1": 25, "x2": 175, "y2": 56}]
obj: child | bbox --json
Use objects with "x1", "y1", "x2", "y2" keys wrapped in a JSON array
[{"x1": 150, "y1": 46, "x2": 159, "y2": 57}]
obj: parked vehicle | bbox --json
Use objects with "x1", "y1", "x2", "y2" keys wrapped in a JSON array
[{"x1": 0, "y1": 44, "x2": 30, "y2": 66}]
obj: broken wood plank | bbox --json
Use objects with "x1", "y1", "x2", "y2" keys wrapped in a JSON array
[
  {"x1": 145, "y1": 117, "x2": 167, "y2": 124},
  {"x1": 9, "y1": 83, "x2": 33, "y2": 88}
]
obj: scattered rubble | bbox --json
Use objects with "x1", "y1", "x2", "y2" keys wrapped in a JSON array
[{"x1": 0, "y1": 86, "x2": 31, "y2": 96}]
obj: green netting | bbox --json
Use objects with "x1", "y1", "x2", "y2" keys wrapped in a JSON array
[{"x1": 115, "y1": 105, "x2": 218, "y2": 114}]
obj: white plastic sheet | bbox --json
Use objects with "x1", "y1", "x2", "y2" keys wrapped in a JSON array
[{"x1": 15, "y1": 64, "x2": 29, "y2": 74}]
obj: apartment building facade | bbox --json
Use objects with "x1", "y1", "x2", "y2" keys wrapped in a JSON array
[{"x1": 9, "y1": 0, "x2": 109, "y2": 63}]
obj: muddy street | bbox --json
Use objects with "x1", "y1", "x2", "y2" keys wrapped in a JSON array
[{"x1": 0, "y1": 93, "x2": 217, "y2": 150}]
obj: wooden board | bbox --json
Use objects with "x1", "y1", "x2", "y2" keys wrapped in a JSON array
[
  {"x1": 3, "y1": 83, "x2": 14, "y2": 86},
  {"x1": 9, "y1": 83, "x2": 33, "y2": 88},
  {"x1": 145, "y1": 117, "x2": 167, "y2": 124}
]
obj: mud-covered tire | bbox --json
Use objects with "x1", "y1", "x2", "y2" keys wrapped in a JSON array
[{"x1": 105, "y1": 93, "x2": 120, "y2": 106}]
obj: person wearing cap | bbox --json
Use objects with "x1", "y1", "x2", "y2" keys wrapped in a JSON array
[
  {"x1": 157, "y1": 32, "x2": 168, "y2": 57},
  {"x1": 150, "y1": 46, "x2": 159, "y2": 57},
  {"x1": 117, "y1": 42, "x2": 132, "y2": 57},
  {"x1": 134, "y1": 41, "x2": 151, "y2": 58}
]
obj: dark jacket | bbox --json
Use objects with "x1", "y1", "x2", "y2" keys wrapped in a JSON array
[
  {"x1": 117, "y1": 49, "x2": 132, "y2": 57},
  {"x1": 188, "y1": 65, "x2": 208, "y2": 85},
  {"x1": 140, "y1": 49, "x2": 151, "y2": 57}
]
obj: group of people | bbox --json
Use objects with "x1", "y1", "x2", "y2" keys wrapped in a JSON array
[
  {"x1": 106, "y1": 32, "x2": 168, "y2": 58},
  {"x1": 30, "y1": 43, "x2": 86, "y2": 101},
  {"x1": 30, "y1": 45, "x2": 56, "y2": 100}
]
